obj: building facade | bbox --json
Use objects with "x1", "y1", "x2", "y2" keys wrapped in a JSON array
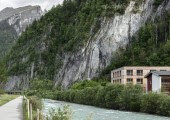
[{"x1": 111, "y1": 66, "x2": 170, "y2": 91}]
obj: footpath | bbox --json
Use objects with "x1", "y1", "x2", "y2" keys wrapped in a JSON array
[{"x1": 0, "y1": 96, "x2": 23, "y2": 120}]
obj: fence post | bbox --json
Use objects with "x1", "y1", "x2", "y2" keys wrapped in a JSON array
[
  {"x1": 37, "y1": 109, "x2": 40, "y2": 120},
  {"x1": 27, "y1": 99, "x2": 30, "y2": 119},
  {"x1": 30, "y1": 103, "x2": 33, "y2": 120}
]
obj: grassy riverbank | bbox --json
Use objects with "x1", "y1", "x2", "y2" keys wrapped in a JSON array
[{"x1": 0, "y1": 94, "x2": 19, "y2": 106}]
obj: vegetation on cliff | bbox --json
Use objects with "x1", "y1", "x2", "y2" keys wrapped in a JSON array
[
  {"x1": 0, "y1": 61, "x2": 7, "y2": 86},
  {"x1": 101, "y1": 11, "x2": 170, "y2": 77},
  {"x1": 0, "y1": 20, "x2": 17, "y2": 59},
  {"x1": 5, "y1": 0, "x2": 144, "y2": 81}
]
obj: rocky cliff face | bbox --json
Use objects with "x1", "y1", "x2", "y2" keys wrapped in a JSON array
[
  {"x1": 0, "y1": 5, "x2": 43, "y2": 35},
  {"x1": 4, "y1": 0, "x2": 170, "y2": 90},
  {"x1": 56, "y1": 0, "x2": 170, "y2": 88},
  {"x1": 0, "y1": 5, "x2": 43, "y2": 58}
]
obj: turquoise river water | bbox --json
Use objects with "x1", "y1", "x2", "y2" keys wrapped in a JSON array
[{"x1": 43, "y1": 99, "x2": 170, "y2": 120}]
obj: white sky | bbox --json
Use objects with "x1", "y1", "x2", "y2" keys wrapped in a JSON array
[{"x1": 0, "y1": 0, "x2": 64, "y2": 11}]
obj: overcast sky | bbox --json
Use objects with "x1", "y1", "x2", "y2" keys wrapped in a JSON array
[{"x1": 0, "y1": 0, "x2": 64, "y2": 11}]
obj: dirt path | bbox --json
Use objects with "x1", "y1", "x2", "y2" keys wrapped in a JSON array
[{"x1": 0, "y1": 96, "x2": 23, "y2": 120}]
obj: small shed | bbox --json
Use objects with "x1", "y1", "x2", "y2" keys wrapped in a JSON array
[{"x1": 145, "y1": 71, "x2": 170, "y2": 93}]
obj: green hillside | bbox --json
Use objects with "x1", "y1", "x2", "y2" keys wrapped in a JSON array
[
  {"x1": 101, "y1": 13, "x2": 170, "y2": 77},
  {"x1": 5, "y1": 0, "x2": 141, "y2": 80},
  {"x1": 0, "y1": 20, "x2": 17, "y2": 59},
  {"x1": 2, "y1": 0, "x2": 169, "y2": 86}
]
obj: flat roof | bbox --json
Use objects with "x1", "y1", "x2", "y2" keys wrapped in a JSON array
[
  {"x1": 123, "y1": 66, "x2": 170, "y2": 67},
  {"x1": 111, "y1": 66, "x2": 170, "y2": 72}
]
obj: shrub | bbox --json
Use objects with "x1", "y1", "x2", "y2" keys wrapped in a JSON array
[
  {"x1": 69, "y1": 90, "x2": 77, "y2": 102},
  {"x1": 30, "y1": 78, "x2": 53, "y2": 91},
  {"x1": 29, "y1": 96, "x2": 42, "y2": 111},
  {"x1": 81, "y1": 87, "x2": 98, "y2": 105},
  {"x1": 95, "y1": 86, "x2": 106, "y2": 107},
  {"x1": 140, "y1": 93, "x2": 162, "y2": 114},
  {"x1": 105, "y1": 84, "x2": 124, "y2": 109},
  {"x1": 0, "y1": 88, "x2": 5, "y2": 94},
  {"x1": 26, "y1": 90, "x2": 37, "y2": 96},
  {"x1": 71, "y1": 80, "x2": 100, "y2": 90},
  {"x1": 46, "y1": 105, "x2": 73, "y2": 120},
  {"x1": 118, "y1": 85, "x2": 143, "y2": 111},
  {"x1": 158, "y1": 95, "x2": 170, "y2": 116}
]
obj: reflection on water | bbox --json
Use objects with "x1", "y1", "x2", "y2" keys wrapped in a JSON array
[{"x1": 43, "y1": 99, "x2": 170, "y2": 120}]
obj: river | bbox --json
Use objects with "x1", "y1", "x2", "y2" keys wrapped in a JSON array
[{"x1": 43, "y1": 99, "x2": 170, "y2": 120}]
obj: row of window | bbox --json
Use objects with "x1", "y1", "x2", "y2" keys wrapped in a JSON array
[
  {"x1": 113, "y1": 69, "x2": 167, "y2": 77},
  {"x1": 113, "y1": 79, "x2": 121, "y2": 84},
  {"x1": 113, "y1": 70, "x2": 143, "y2": 77},
  {"x1": 113, "y1": 78, "x2": 143, "y2": 84},
  {"x1": 127, "y1": 78, "x2": 143, "y2": 84},
  {"x1": 113, "y1": 71, "x2": 121, "y2": 77},
  {"x1": 127, "y1": 70, "x2": 143, "y2": 76}
]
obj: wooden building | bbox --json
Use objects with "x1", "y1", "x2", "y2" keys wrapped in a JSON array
[{"x1": 145, "y1": 71, "x2": 170, "y2": 93}]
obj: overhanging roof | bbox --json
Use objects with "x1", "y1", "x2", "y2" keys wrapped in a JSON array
[{"x1": 145, "y1": 71, "x2": 170, "y2": 78}]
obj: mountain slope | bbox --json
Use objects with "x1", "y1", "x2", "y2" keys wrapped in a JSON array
[
  {"x1": 4, "y1": 0, "x2": 170, "y2": 90},
  {"x1": 0, "y1": 5, "x2": 43, "y2": 59}
]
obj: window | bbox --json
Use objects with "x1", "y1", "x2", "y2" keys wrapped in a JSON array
[
  {"x1": 113, "y1": 73, "x2": 115, "y2": 78},
  {"x1": 137, "y1": 70, "x2": 143, "y2": 76},
  {"x1": 127, "y1": 70, "x2": 133, "y2": 76},
  {"x1": 117, "y1": 71, "x2": 119, "y2": 77},
  {"x1": 160, "y1": 70, "x2": 167, "y2": 71},
  {"x1": 115, "y1": 72, "x2": 118, "y2": 77},
  {"x1": 114, "y1": 79, "x2": 122, "y2": 84},
  {"x1": 150, "y1": 70, "x2": 156, "y2": 72},
  {"x1": 137, "y1": 78, "x2": 143, "y2": 84},
  {"x1": 127, "y1": 78, "x2": 133, "y2": 84}
]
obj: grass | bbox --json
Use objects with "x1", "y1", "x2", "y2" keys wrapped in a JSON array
[
  {"x1": 23, "y1": 98, "x2": 29, "y2": 120},
  {"x1": 0, "y1": 94, "x2": 19, "y2": 106},
  {"x1": 23, "y1": 96, "x2": 43, "y2": 120}
]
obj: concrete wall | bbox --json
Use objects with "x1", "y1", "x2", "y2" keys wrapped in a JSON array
[{"x1": 152, "y1": 74, "x2": 161, "y2": 93}]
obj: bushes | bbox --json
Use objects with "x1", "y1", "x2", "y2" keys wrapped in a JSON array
[
  {"x1": 47, "y1": 105, "x2": 73, "y2": 120},
  {"x1": 104, "y1": 84, "x2": 124, "y2": 109},
  {"x1": 140, "y1": 93, "x2": 170, "y2": 116},
  {"x1": 158, "y1": 95, "x2": 170, "y2": 116},
  {"x1": 0, "y1": 87, "x2": 5, "y2": 94},
  {"x1": 118, "y1": 85, "x2": 143, "y2": 111},
  {"x1": 141, "y1": 93, "x2": 162, "y2": 114},
  {"x1": 95, "y1": 86, "x2": 106, "y2": 107},
  {"x1": 29, "y1": 96, "x2": 42, "y2": 111},
  {"x1": 27, "y1": 78, "x2": 170, "y2": 117},
  {"x1": 47, "y1": 84, "x2": 170, "y2": 117},
  {"x1": 71, "y1": 80, "x2": 100, "y2": 90},
  {"x1": 26, "y1": 78, "x2": 170, "y2": 117},
  {"x1": 51, "y1": 84, "x2": 142, "y2": 110}
]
